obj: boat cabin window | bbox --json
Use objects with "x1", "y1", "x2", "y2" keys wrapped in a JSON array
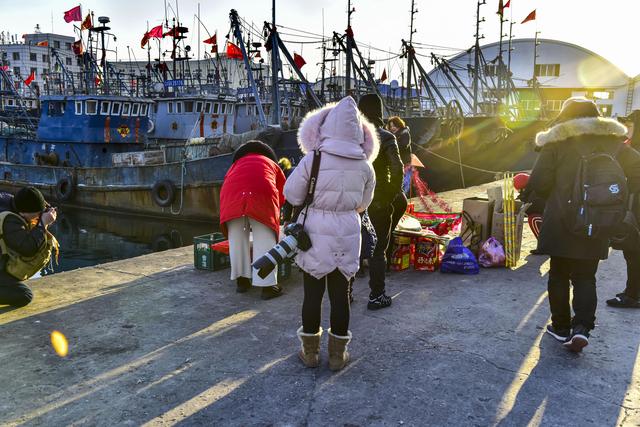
[
  {"x1": 213, "y1": 103, "x2": 220, "y2": 114},
  {"x1": 176, "y1": 102, "x2": 183, "y2": 114},
  {"x1": 100, "y1": 101, "x2": 111, "y2": 116},
  {"x1": 47, "y1": 101, "x2": 64, "y2": 116},
  {"x1": 7, "y1": 99, "x2": 15, "y2": 107},
  {"x1": 184, "y1": 101, "x2": 194, "y2": 113},
  {"x1": 131, "y1": 103, "x2": 140, "y2": 116},
  {"x1": 195, "y1": 101, "x2": 203, "y2": 113},
  {"x1": 75, "y1": 101, "x2": 82, "y2": 115},
  {"x1": 220, "y1": 103, "x2": 227, "y2": 114},
  {"x1": 86, "y1": 100, "x2": 97, "y2": 115},
  {"x1": 204, "y1": 102, "x2": 211, "y2": 114},
  {"x1": 112, "y1": 102, "x2": 121, "y2": 116},
  {"x1": 168, "y1": 102, "x2": 174, "y2": 114},
  {"x1": 122, "y1": 102, "x2": 131, "y2": 116},
  {"x1": 140, "y1": 104, "x2": 148, "y2": 116}
]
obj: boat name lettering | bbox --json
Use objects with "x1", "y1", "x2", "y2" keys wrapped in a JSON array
[{"x1": 164, "y1": 79, "x2": 184, "y2": 88}]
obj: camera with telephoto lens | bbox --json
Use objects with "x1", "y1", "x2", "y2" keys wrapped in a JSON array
[{"x1": 252, "y1": 222, "x2": 311, "y2": 279}]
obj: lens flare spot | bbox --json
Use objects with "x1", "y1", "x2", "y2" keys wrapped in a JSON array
[
  {"x1": 577, "y1": 57, "x2": 616, "y2": 88},
  {"x1": 51, "y1": 330, "x2": 69, "y2": 357}
]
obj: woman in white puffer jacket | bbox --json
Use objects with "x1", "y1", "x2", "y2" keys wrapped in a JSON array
[{"x1": 284, "y1": 96, "x2": 378, "y2": 371}]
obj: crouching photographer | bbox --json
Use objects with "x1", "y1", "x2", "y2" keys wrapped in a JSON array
[
  {"x1": 280, "y1": 96, "x2": 377, "y2": 371},
  {"x1": 0, "y1": 187, "x2": 58, "y2": 308}
]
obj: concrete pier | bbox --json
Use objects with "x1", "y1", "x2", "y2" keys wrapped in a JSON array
[{"x1": 1, "y1": 182, "x2": 639, "y2": 426}]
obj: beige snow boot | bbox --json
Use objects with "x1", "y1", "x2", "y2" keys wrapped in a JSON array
[
  {"x1": 297, "y1": 326, "x2": 323, "y2": 368},
  {"x1": 328, "y1": 329, "x2": 352, "y2": 371}
]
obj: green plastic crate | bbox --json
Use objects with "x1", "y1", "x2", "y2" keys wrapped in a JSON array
[{"x1": 194, "y1": 232, "x2": 230, "y2": 271}]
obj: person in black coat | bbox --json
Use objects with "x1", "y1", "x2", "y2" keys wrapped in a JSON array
[
  {"x1": 358, "y1": 94, "x2": 406, "y2": 310},
  {"x1": 528, "y1": 97, "x2": 640, "y2": 352},
  {"x1": 0, "y1": 187, "x2": 57, "y2": 308},
  {"x1": 607, "y1": 114, "x2": 640, "y2": 308}
]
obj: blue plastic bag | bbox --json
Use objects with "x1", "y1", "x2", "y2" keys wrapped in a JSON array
[{"x1": 440, "y1": 237, "x2": 480, "y2": 274}]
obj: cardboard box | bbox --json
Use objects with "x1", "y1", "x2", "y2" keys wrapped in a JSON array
[{"x1": 460, "y1": 197, "x2": 495, "y2": 254}]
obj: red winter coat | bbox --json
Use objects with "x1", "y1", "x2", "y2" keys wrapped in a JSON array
[{"x1": 219, "y1": 153, "x2": 286, "y2": 239}]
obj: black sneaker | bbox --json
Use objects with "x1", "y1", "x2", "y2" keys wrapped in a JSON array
[
  {"x1": 261, "y1": 284, "x2": 283, "y2": 300},
  {"x1": 563, "y1": 325, "x2": 590, "y2": 353},
  {"x1": 367, "y1": 292, "x2": 392, "y2": 310},
  {"x1": 545, "y1": 324, "x2": 570, "y2": 342},
  {"x1": 606, "y1": 293, "x2": 640, "y2": 308},
  {"x1": 236, "y1": 277, "x2": 251, "y2": 293}
]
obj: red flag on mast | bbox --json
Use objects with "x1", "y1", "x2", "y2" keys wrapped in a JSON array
[
  {"x1": 380, "y1": 68, "x2": 387, "y2": 83},
  {"x1": 24, "y1": 70, "x2": 35, "y2": 86},
  {"x1": 504, "y1": 0, "x2": 511, "y2": 8},
  {"x1": 521, "y1": 9, "x2": 536, "y2": 24},
  {"x1": 203, "y1": 33, "x2": 217, "y2": 44},
  {"x1": 204, "y1": 33, "x2": 218, "y2": 53},
  {"x1": 63, "y1": 5, "x2": 82, "y2": 23},
  {"x1": 81, "y1": 13, "x2": 92, "y2": 30},
  {"x1": 226, "y1": 42, "x2": 243, "y2": 60},
  {"x1": 148, "y1": 25, "x2": 163, "y2": 38},
  {"x1": 72, "y1": 39, "x2": 83, "y2": 55},
  {"x1": 36, "y1": 40, "x2": 49, "y2": 47},
  {"x1": 293, "y1": 53, "x2": 306, "y2": 69}
]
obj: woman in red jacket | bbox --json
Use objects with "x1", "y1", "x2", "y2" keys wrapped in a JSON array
[{"x1": 219, "y1": 140, "x2": 286, "y2": 299}]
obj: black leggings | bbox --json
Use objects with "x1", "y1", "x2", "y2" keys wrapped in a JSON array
[{"x1": 302, "y1": 269, "x2": 350, "y2": 336}]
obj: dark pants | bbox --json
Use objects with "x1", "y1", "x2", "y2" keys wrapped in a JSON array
[
  {"x1": 0, "y1": 270, "x2": 33, "y2": 308},
  {"x1": 302, "y1": 269, "x2": 350, "y2": 336},
  {"x1": 385, "y1": 194, "x2": 408, "y2": 265},
  {"x1": 368, "y1": 204, "x2": 394, "y2": 297},
  {"x1": 548, "y1": 256, "x2": 599, "y2": 331},
  {"x1": 623, "y1": 249, "x2": 640, "y2": 300}
]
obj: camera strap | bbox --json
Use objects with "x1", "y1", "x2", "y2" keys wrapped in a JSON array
[{"x1": 292, "y1": 150, "x2": 322, "y2": 227}]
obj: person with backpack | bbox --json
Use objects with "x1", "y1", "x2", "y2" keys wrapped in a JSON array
[
  {"x1": 358, "y1": 94, "x2": 406, "y2": 310},
  {"x1": 528, "y1": 97, "x2": 640, "y2": 352},
  {"x1": 284, "y1": 96, "x2": 377, "y2": 370},
  {"x1": 0, "y1": 187, "x2": 57, "y2": 308}
]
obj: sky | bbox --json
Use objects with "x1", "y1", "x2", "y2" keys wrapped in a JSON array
[{"x1": 1, "y1": 0, "x2": 640, "y2": 81}]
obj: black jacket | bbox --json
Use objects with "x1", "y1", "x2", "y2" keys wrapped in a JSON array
[
  {"x1": 528, "y1": 117, "x2": 640, "y2": 260},
  {"x1": 0, "y1": 192, "x2": 47, "y2": 258},
  {"x1": 394, "y1": 126, "x2": 412, "y2": 165},
  {"x1": 371, "y1": 128, "x2": 404, "y2": 207}
]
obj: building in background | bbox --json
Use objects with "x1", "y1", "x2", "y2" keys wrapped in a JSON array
[
  {"x1": 427, "y1": 38, "x2": 633, "y2": 119},
  {"x1": 0, "y1": 27, "x2": 80, "y2": 96}
]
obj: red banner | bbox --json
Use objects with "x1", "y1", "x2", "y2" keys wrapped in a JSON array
[
  {"x1": 63, "y1": 5, "x2": 82, "y2": 23},
  {"x1": 226, "y1": 42, "x2": 243, "y2": 60}
]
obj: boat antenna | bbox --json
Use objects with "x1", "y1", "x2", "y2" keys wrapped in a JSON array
[
  {"x1": 345, "y1": 0, "x2": 355, "y2": 96},
  {"x1": 472, "y1": 0, "x2": 486, "y2": 115},
  {"x1": 271, "y1": 0, "x2": 280, "y2": 125},
  {"x1": 405, "y1": 0, "x2": 417, "y2": 115}
]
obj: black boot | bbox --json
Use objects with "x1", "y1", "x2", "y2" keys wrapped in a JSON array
[
  {"x1": 236, "y1": 277, "x2": 251, "y2": 293},
  {"x1": 261, "y1": 284, "x2": 283, "y2": 300}
]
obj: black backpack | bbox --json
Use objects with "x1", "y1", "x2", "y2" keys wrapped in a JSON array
[{"x1": 564, "y1": 142, "x2": 628, "y2": 239}]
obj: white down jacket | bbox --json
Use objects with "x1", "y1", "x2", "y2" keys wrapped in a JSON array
[{"x1": 284, "y1": 96, "x2": 378, "y2": 280}]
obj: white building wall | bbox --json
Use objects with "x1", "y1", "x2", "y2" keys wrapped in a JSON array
[{"x1": 427, "y1": 38, "x2": 630, "y2": 117}]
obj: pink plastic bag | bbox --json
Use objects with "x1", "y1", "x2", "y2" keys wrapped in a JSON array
[{"x1": 478, "y1": 237, "x2": 506, "y2": 268}]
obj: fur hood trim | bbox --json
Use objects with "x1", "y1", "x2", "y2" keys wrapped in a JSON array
[
  {"x1": 297, "y1": 99, "x2": 380, "y2": 161},
  {"x1": 535, "y1": 117, "x2": 628, "y2": 147}
]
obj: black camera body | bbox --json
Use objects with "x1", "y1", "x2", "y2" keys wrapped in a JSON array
[{"x1": 251, "y1": 222, "x2": 312, "y2": 279}]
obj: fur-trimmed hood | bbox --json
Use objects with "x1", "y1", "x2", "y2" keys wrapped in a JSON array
[
  {"x1": 535, "y1": 117, "x2": 628, "y2": 148},
  {"x1": 297, "y1": 97, "x2": 380, "y2": 161}
]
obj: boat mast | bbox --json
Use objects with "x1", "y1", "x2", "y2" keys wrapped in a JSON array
[
  {"x1": 405, "y1": 0, "x2": 417, "y2": 115},
  {"x1": 271, "y1": 0, "x2": 280, "y2": 125},
  {"x1": 497, "y1": 5, "x2": 506, "y2": 105},
  {"x1": 345, "y1": 0, "x2": 354, "y2": 96},
  {"x1": 473, "y1": 0, "x2": 486, "y2": 115}
]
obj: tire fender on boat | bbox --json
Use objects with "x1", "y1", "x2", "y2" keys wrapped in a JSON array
[
  {"x1": 147, "y1": 119, "x2": 155, "y2": 134},
  {"x1": 55, "y1": 176, "x2": 75, "y2": 202},
  {"x1": 151, "y1": 180, "x2": 176, "y2": 208}
]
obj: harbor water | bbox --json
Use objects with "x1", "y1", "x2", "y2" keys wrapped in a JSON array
[{"x1": 37, "y1": 208, "x2": 216, "y2": 276}]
